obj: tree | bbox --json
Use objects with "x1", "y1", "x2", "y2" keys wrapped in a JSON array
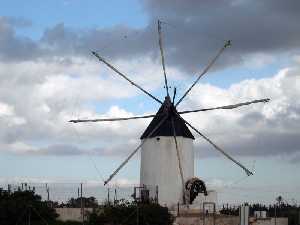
[
  {"x1": 88, "y1": 199, "x2": 174, "y2": 225},
  {"x1": 276, "y1": 196, "x2": 283, "y2": 205},
  {"x1": 0, "y1": 188, "x2": 58, "y2": 225},
  {"x1": 66, "y1": 196, "x2": 98, "y2": 208}
]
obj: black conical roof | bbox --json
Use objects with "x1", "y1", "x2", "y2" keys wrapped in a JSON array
[{"x1": 140, "y1": 97, "x2": 194, "y2": 140}]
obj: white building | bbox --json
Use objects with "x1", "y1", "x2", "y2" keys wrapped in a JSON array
[{"x1": 140, "y1": 97, "x2": 195, "y2": 207}]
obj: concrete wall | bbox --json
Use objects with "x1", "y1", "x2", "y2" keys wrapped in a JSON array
[
  {"x1": 55, "y1": 208, "x2": 93, "y2": 222},
  {"x1": 140, "y1": 136, "x2": 194, "y2": 207},
  {"x1": 174, "y1": 216, "x2": 288, "y2": 225},
  {"x1": 192, "y1": 191, "x2": 218, "y2": 210},
  {"x1": 175, "y1": 215, "x2": 239, "y2": 225},
  {"x1": 251, "y1": 217, "x2": 288, "y2": 225},
  {"x1": 55, "y1": 207, "x2": 288, "y2": 225}
]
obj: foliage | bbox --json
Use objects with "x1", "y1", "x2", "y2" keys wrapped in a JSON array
[
  {"x1": 89, "y1": 199, "x2": 174, "y2": 225},
  {"x1": 266, "y1": 203, "x2": 300, "y2": 225},
  {"x1": 0, "y1": 188, "x2": 173, "y2": 225},
  {"x1": 48, "y1": 221, "x2": 82, "y2": 225},
  {"x1": 220, "y1": 203, "x2": 300, "y2": 225},
  {"x1": 220, "y1": 206, "x2": 239, "y2": 216},
  {"x1": 0, "y1": 188, "x2": 58, "y2": 225},
  {"x1": 60, "y1": 196, "x2": 98, "y2": 208}
]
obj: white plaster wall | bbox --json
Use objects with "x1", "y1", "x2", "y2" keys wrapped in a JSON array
[
  {"x1": 140, "y1": 136, "x2": 194, "y2": 207},
  {"x1": 55, "y1": 208, "x2": 92, "y2": 222},
  {"x1": 175, "y1": 215, "x2": 240, "y2": 225},
  {"x1": 175, "y1": 216, "x2": 288, "y2": 225},
  {"x1": 252, "y1": 218, "x2": 288, "y2": 225},
  {"x1": 191, "y1": 190, "x2": 218, "y2": 211}
]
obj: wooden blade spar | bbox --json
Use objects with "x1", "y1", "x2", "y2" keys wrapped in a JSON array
[
  {"x1": 171, "y1": 117, "x2": 186, "y2": 204},
  {"x1": 178, "y1": 114, "x2": 253, "y2": 176},
  {"x1": 69, "y1": 114, "x2": 156, "y2": 123},
  {"x1": 179, "y1": 98, "x2": 270, "y2": 115},
  {"x1": 92, "y1": 51, "x2": 163, "y2": 104},
  {"x1": 69, "y1": 99, "x2": 270, "y2": 123},
  {"x1": 158, "y1": 20, "x2": 169, "y2": 97},
  {"x1": 175, "y1": 40, "x2": 231, "y2": 107}
]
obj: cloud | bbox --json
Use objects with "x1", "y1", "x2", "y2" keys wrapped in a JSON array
[
  {"x1": 1, "y1": 0, "x2": 300, "y2": 73},
  {"x1": 182, "y1": 63, "x2": 300, "y2": 161},
  {"x1": 0, "y1": 102, "x2": 14, "y2": 116},
  {"x1": 0, "y1": 17, "x2": 39, "y2": 62},
  {"x1": 144, "y1": 0, "x2": 300, "y2": 66},
  {"x1": 0, "y1": 55, "x2": 167, "y2": 156},
  {"x1": 1, "y1": 55, "x2": 299, "y2": 164},
  {"x1": 1, "y1": 3, "x2": 300, "y2": 163}
]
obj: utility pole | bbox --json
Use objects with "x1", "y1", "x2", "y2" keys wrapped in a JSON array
[
  {"x1": 114, "y1": 188, "x2": 117, "y2": 204},
  {"x1": 107, "y1": 188, "x2": 110, "y2": 205},
  {"x1": 136, "y1": 202, "x2": 139, "y2": 225},
  {"x1": 46, "y1": 183, "x2": 50, "y2": 201},
  {"x1": 28, "y1": 205, "x2": 31, "y2": 225},
  {"x1": 155, "y1": 185, "x2": 159, "y2": 204},
  {"x1": 80, "y1": 183, "x2": 84, "y2": 225},
  {"x1": 274, "y1": 203, "x2": 277, "y2": 225},
  {"x1": 298, "y1": 208, "x2": 300, "y2": 225}
]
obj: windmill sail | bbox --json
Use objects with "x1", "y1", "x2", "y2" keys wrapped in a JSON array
[
  {"x1": 158, "y1": 20, "x2": 169, "y2": 97},
  {"x1": 179, "y1": 98, "x2": 270, "y2": 115},
  {"x1": 69, "y1": 21, "x2": 270, "y2": 206},
  {"x1": 176, "y1": 40, "x2": 231, "y2": 107},
  {"x1": 179, "y1": 115, "x2": 253, "y2": 176},
  {"x1": 69, "y1": 114, "x2": 156, "y2": 123},
  {"x1": 92, "y1": 51, "x2": 163, "y2": 104},
  {"x1": 171, "y1": 117, "x2": 186, "y2": 204},
  {"x1": 69, "y1": 98, "x2": 269, "y2": 124}
]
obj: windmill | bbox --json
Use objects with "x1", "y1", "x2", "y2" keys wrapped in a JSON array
[{"x1": 69, "y1": 20, "x2": 269, "y2": 207}]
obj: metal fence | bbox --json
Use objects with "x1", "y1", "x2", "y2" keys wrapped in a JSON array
[{"x1": 0, "y1": 182, "x2": 135, "y2": 204}]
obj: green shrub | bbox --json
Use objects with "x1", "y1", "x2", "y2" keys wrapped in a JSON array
[{"x1": 89, "y1": 199, "x2": 174, "y2": 225}]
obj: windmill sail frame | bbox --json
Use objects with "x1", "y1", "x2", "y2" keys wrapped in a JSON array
[{"x1": 70, "y1": 20, "x2": 269, "y2": 188}]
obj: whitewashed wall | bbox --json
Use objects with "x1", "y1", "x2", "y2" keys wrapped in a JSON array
[
  {"x1": 55, "y1": 208, "x2": 92, "y2": 222},
  {"x1": 140, "y1": 136, "x2": 194, "y2": 207}
]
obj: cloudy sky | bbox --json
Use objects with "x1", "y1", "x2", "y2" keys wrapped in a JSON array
[{"x1": 1, "y1": 0, "x2": 300, "y2": 204}]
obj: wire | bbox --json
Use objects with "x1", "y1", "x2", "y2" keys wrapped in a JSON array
[
  {"x1": 71, "y1": 124, "x2": 106, "y2": 183},
  {"x1": 69, "y1": 92, "x2": 106, "y2": 183}
]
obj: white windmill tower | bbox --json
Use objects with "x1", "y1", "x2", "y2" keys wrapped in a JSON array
[{"x1": 70, "y1": 20, "x2": 269, "y2": 207}]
